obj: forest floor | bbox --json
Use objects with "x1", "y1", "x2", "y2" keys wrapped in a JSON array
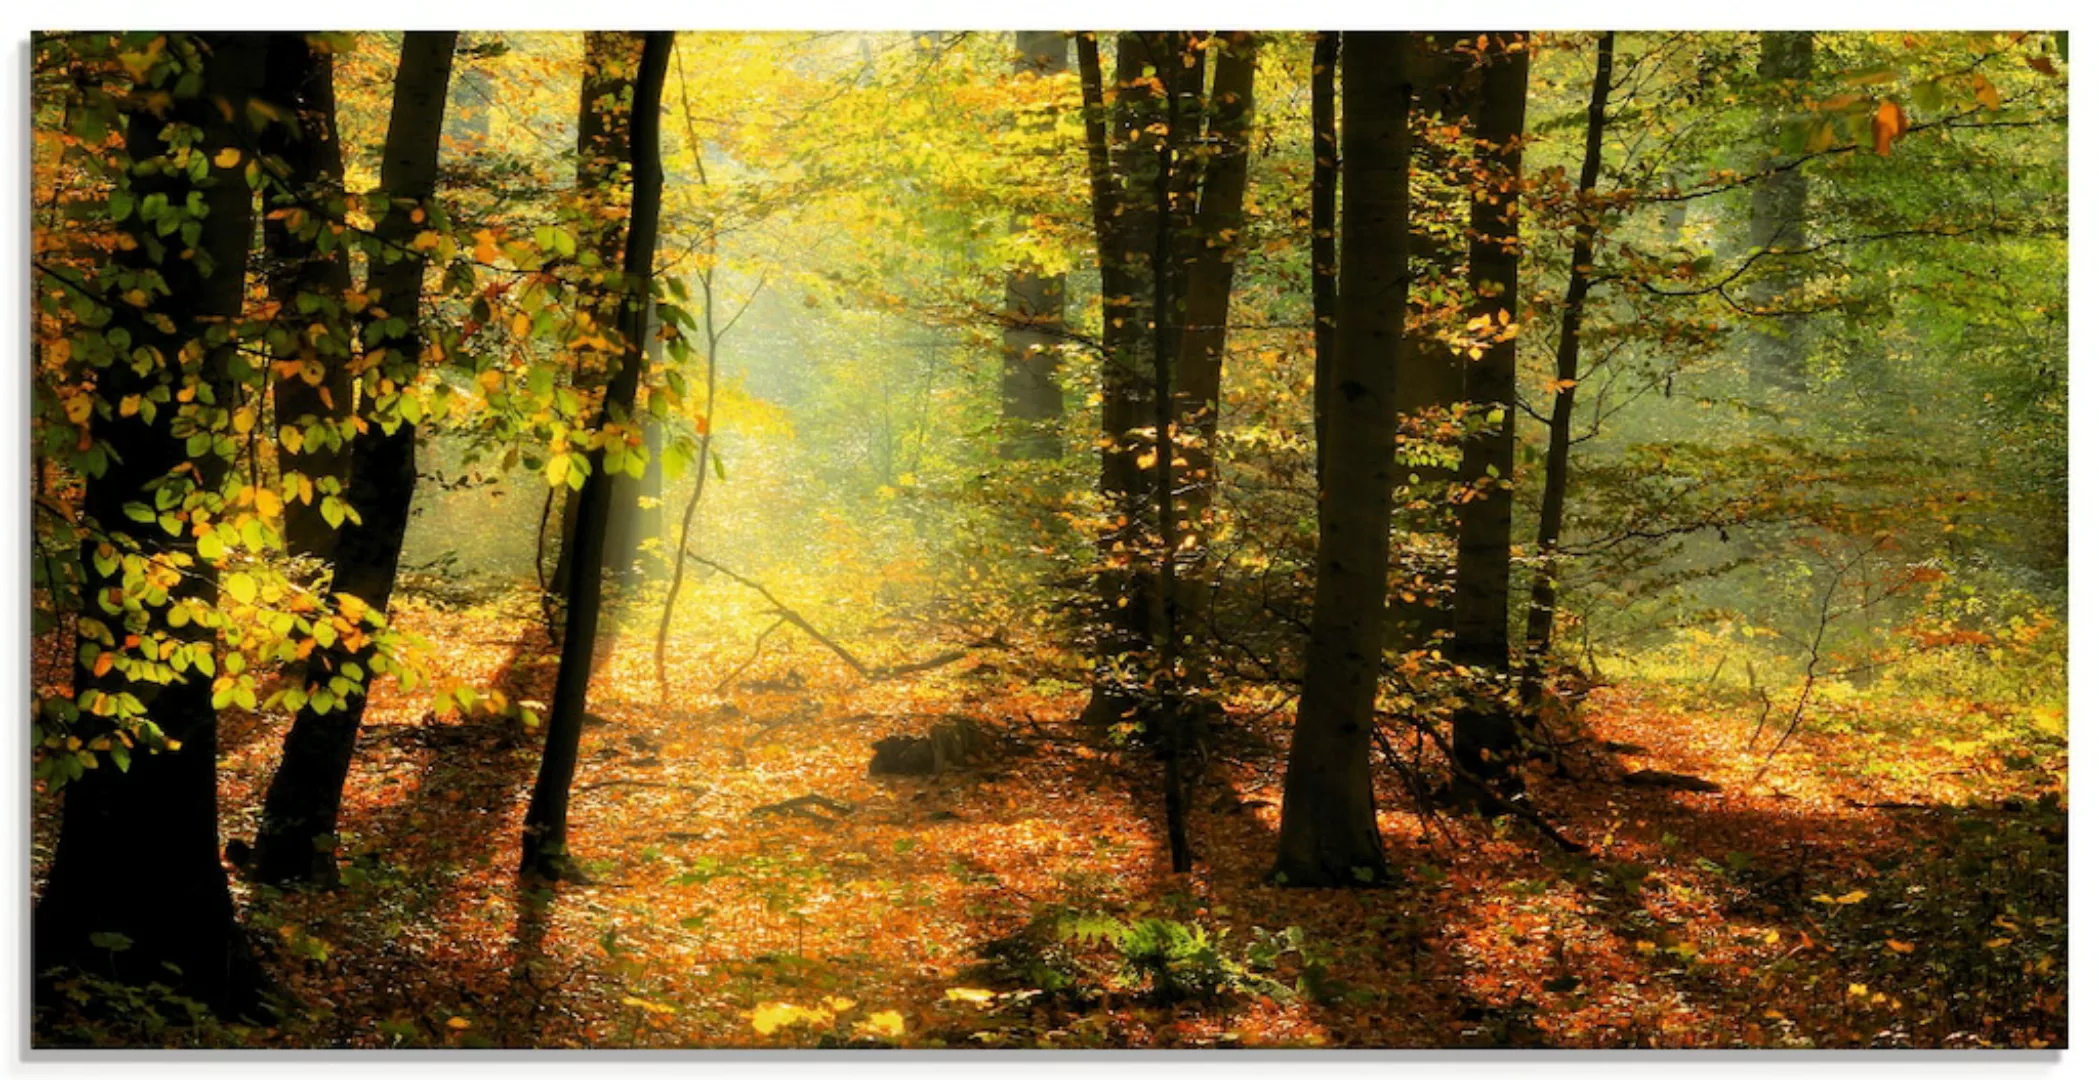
[{"x1": 32, "y1": 597, "x2": 2069, "y2": 1049}]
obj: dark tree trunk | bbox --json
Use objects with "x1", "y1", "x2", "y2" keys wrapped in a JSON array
[
  {"x1": 1273, "y1": 30, "x2": 1411, "y2": 888},
  {"x1": 1387, "y1": 32, "x2": 1479, "y2": 647},
  {"x1": 998, "y1": 30, "x2": 1070, "y2": 460},
  {"x1": 604, "y1": 304, "x2": 666, "y2": 587},
  {"x1": 1171, "y1": 33, "x2": 1259, "y2": 645},
  {"x1": 1523, "y1": 32, "x2": 1615, "y2": 677},
  {"x1": 1449, "y1": 33, "x2": 1531, "y2": 785},
  {"x1": 1309, "y1": 31, "x2": 1338, "y2": 484},
  {"x1": 520, "y1": 30, "x2": 673, "y2": 883},
  {"x1": 250, "y1": 31, "x2": 458, "y2": 888},
  {"x1": 1077, "y1": 33, "x2": 1160, "y2": 726},
  {"x1": 548, "y1": 32, "x2": 645, "y2": 617},
  {"x1": 1747, "y1": 31, "x2": 1812, "y2": 394},
  {"x1": 261, "y1": 34, "x2": 354, "y2": 561},
  {"x1": 34, "y1": 33, "x2": 270, "y2": 1018}
]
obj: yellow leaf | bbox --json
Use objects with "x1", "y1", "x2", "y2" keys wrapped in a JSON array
[
  {"x1": 1986, "y1": 937, "x2": 2012, "y2": 949},
  {"x1": 213, "y1": 146, "x2": 242, "y2": 168},
  {"x1": 1885, "y1": 939, "x2": 1915, "y2": 953},
  {"x1": 622, "y1": 995, "x2": 677, "y2": 1015},
  {"x1": 446, "y1": 1016, "x2": 470, "y2": 1030},
  {"x1": 254, "y1": 488, "x2": 283, "y2": 519},
  {"x1": 945, "y1": 987, "x2": 995, "y2": 1004},
  {"x1": 1848, "y1": 983, "x2": 1869, "y2": 997},
  {"x1": 857, "y1": 1010, "x2": 905, "y2": 1039}
]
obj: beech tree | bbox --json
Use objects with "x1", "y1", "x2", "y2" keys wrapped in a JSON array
[
  {"x1": 250, "y1": 31, "x2": 460, "y2": 886},
  {"x1": 521, "y1": 30, "x2": 675, "y2": 883},
  {"x1": 1273, "y1": 30, "x2": 1412, "y2": 887},
  {"x1": 33, "y1": 32, "x2": 273, "y2": 1016}
]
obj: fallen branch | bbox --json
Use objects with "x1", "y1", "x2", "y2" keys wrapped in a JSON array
[
  {"x1": 1385, "y1": 713, "x2": 1589, "y2": 855},
  {"x1": 748, "y1": 793, "x2": 857, "y2": 824},
  {"x1": 577, "y1": 779, "x2": 709, "y2": 795},
  {"x1": 686, "y1": 549, "x2": 974, "y2": 682}
]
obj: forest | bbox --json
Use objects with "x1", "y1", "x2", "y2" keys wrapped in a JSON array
[{"x1": 25, "y1": 28, "x2": 2068, "y2": 1050}]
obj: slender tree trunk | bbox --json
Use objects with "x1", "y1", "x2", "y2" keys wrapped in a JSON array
[
  {"x1": 521, "y1": 30, "x2": 673, "y2": 883},
  {"x1": 1077, "y1": 33, "x2": 1160, "y2": 726},
  {"x1": 1273, "y1": 30, "x2": 1411, "y2": 888},
  {"x1": 549, "y1": 32, "x2": 645, "y2": 616},
  {"x1": 1523, "y1": 32, "x2": 1614, "y2": 679},
  {"x1": 1747, "y1": 31, "x2": 1811, "y2": 394},
  {"x1": 604, "y1": 304, "x2": 665, "y2": 586},
  {"x1": 1387, "y1": 32, "x2": 1478, "y2": 646},
  {"x1": 1150, "y1": 33, "x2": 1200, "y2": 880},
  {"x1": 34, "y1": 33, "x2": 270, "y2": 1017},
  {"x1": 1309, "y1": 31, "x2": 1338, "y2": 484},
  {"x1": 251, "y1": 32, "x2": 458, "y2": 888},
  {"x1": 1171, "y1": 33, "x2": 1259, "y2": 654},
  {"x1": 261, "y1": 35, "x2": 354, "y2": 561},
  {"x1": 998, "y1": 30, "x2": 1070, "y2": 460},
  {"x1": 1448, "y1": 33, "x2": 1531, "y2": 786}
]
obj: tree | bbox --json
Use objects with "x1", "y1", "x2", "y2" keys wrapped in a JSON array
[
  {"x1": 1170, "y1": 32, "x2": 1259, "y2": 647},
  {"x1": 33, "y1": 32, "x2": 272, "y2": 1016},
  {"x1": 1075, "y1": 33, "x2": 1161, "y2": 727},
  {"x1": 1309, "y1": 31, "x2": 1338, "y2": 482},
  {"x1": 260, "y1": 34, "x2": 354, "y2": 562},
  {"x1": 1522, "y1": 32, "x2": 1615, "y2": 680},
  {"x1": 250, "y1": 31, "x2": 459, "y2": 887},
  {"x1": 1273, "y1": 30, "x2": 1412, "y2": 887},
  {"x1": 1746, "y1": 31, "x2": 1813, "y2": 394},
  {"x1": 998, "y1": 30, "x2": 1071, "y2": 461},
  {"x1": 1447, "y1": 33, "x2": 1531, "y2": 783},
  {"x1": 521, "y1": 30, "x2": 674, "y2": 883}
]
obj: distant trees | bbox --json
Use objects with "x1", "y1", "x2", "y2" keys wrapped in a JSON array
[{"x1": 998, "y1": 30, "x2": 1072, "y2": 461}]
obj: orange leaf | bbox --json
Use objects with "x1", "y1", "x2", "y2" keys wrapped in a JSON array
[{"x1": 1871, "y1": 100, "x2": 1906, "y2": 156}]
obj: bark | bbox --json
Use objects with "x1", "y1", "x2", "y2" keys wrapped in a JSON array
[
  {"x1": 549, "y1": 32, "x2": 646, "y2": 612},
  {"x1": 1273, "y1": 30, "x2": 1411, "y2": 888},
  {"x1": 1746, "y1": 31, "x2": 1811, "y2": 394},
  {"x1": 603, "y1": 305, "x2": 665, "y2": 586},
  {"x1": 1522, "y1": 33, "x2": 1615, "y2": 677},
  {"x1": 261, "y1": 34, "x2": 354, "y2": 561},
  {"x1": 1388, "y1": 33, "x2": 1479, "y2": 647},
  {"x1": 998, "y1": 30, "x2": 1070, "y2": 460},
  {"x1": 1171, "y1": 33, "x2": 1259, "y2": 645},
  {"x1": 1077, "y1": 33, "x2": 1160, "y2": 726},
  {"x1": 521, "y1": 31, "x2": 673, "y2": 883},
  {"x1": 1449, "y1": 33, "x2": 1531, "y2": 783},
  {"x1": 34, "y1": 33, "x2": 270, "y2": 1017},
  {"x1": 1309, "y1": 31, "x2": 1338, "y2": 484},
  {"x1": 251, "y1": 32, "x2": 458, "y2": 888}
]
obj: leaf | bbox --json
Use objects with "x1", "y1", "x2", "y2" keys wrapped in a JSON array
[
  {"x1": 1871, "y1": 100, "x2": 1907, "y2": 156},
  {"x1": 213, "y1": 146, "x2": 242, "y2": 169},
  {"x1": 1885, "y1": 939, "x2": 1915, "y2": 953},
  {"x1": 857, "y1": 1010, "x2": 905, "y2": 1039},
  {"x1": 225, "y1": 572, "x2": 257, "y2": 605}
]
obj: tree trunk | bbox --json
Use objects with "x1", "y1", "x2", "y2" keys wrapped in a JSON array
[
  {"x1": 251, "y1": 31, "x2": 458, "y2": 888},
  {"x1": 604, "y1": 304, "x2": 665, "y2": 587},
  {"x1": 261, "y1": 34, "x2": 354, "y2": 562},
  {"x1": 34, "y1": 32, "x2": 270, "y2": 1018},
  {"x1": 1522, "y1": 32, "x2": 1614, "y2": 677},
  {"x1": 1077, "y1": 33, "x2": 1160, "y2": 726},
  {"x1": 548, "y1": 32, "x2": 646, "y2": 619},
  {"x1": 520, "y1": 30, "x2": 673, "y2": 883},
  {"x1": 998, "y1": 30, "x2": 1070, "y2": 461},
  {"x1": 1387, "y1": 32, "x2": 1478, "y2": 646},
  {"x1": 1309, "y1": 31, "x2": 1338, "y2": 484},
  {"x1": 1171, "y1": 33, "x2": 1259, "y2": 651},
  {"x1": 1273, "y1": 30, "x2": 1411, "y2": 888},
  {"x1": 1449, "y1": 33, "x2": 1531, "y2": 785},
  {"x1": 1747, "y1": 31, "x2": 1811, "y2": 394}
]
